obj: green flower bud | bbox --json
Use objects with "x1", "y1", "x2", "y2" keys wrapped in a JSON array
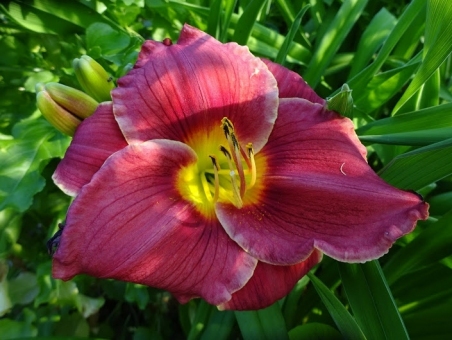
[
  {"x1": 36, "y1": 82, "x2": 99, "y2": 136},
  {"x1": 73, "y1": 55, "x2": 115, "y2": 102},
  {"x1": 326, "y1": 83, "x2": 354, "y2": 119}
]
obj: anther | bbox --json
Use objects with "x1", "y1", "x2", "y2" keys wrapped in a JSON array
[
  {"x1": 220, "y1": 145, "x2": 243, "y2": 208},
  {"x1": 209, "y1": 155, "x2": 220, "y2": 203},
  {"x1": 246, "y1": 143, "x2": 257, "y2": 188},
  {"x1": 221, "y1": 118, "x2": 246, "y2": 198}
]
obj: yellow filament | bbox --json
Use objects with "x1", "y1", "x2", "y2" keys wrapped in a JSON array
[
  {"x1": 200, "y1": 171, "x2": 213, "y2": 202},
  {"x1": 209, "y1": 155, "x2": 220, "y2": 203},
  {"x1": 220, "y1": 145, "x2": 243, "y2": 208},
  {"x1": 221, "y1": 118, "x2": 246, "y2": 198},
  {"x1": 246, "y1": 143, "x2": 257, "y2": 189}
]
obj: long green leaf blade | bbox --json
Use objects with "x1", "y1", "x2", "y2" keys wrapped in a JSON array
[
  {"x1": 339, "y1": 261, "x2": 409, "y2": 340},
  {"x1": 232, "y1": 0, "x2": 267, "y2": 45},
  {"x1": 303, "y1": 0, "x2": 368, "y2": 87},
  {"x1": 378, "y1": 138, "x2": 452, "y2": 190},
  {"x1": 308, "y1": 273, "x2": 366, "y2": 340},
  {"x1": 384, "y1": 208, "x2": 452, "y2": 285},
  {"x1": 235, "y1": 303, "x2": 289, "y2": 340}
]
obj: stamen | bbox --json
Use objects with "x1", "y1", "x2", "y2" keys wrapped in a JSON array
[
  {"x1": 209, "y1": 155, "x2": 220, "y2": 203},
  {"x1": 200, "y1": 171, "x2": 213, "y2": 202},
  {"x1": 220, "y1": 145, "x2": 243, "y2": 208},
  {"x1": 221, "y1": 118, "x2": 246, "y2": 198},
  {"x1": 246, "y1": 143, "x2": 257, "y2": 188}
]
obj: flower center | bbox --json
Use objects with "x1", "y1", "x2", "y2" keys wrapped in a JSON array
[{"x1": 177, "y1": 117, "x2": 262, "y2": 217}]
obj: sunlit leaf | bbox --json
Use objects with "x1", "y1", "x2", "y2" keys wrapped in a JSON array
[
  {"x1": 0, "y1": 115, "x2": 70, "y2": 212},
  {"x1": 378, "y1": 138, "x2": 452, "y2": 190}
]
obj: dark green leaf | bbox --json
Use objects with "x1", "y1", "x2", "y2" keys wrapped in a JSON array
[
  {"x1": 308, "y1": 273, "x2": 366, "y2": 340},
  {"x1": 339, "y1": 261, "x2": 409, "y2": 340},
  {"x1": 235, "y1": 302, "x2": 289, "y2": 340}
]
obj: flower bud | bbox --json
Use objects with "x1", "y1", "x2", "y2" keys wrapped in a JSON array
[
  {"x1": 73, "y1": 55, "x2": 115, "y2": 102},
  {"x1": 326, "y1": 83, "x2": 354, "y2": 119},
  {"x1": 36, "y1": 82, "x2": 99, "y2": 136}
]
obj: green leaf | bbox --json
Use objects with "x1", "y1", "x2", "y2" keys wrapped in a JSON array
[
  {"x1": 200, "y1": 308, "x2": 235, "y2": 340},
  {"x1": 357, "y1": 103, "x2": 452, "y2": 136},
  {"x1": 0, "y1": 115, "x2": 70, "y2": 212},
  {"x1": 124, "y1": 283, "x2": 150, "y2": 310},
  {"x1": 338, "y1": 261, "x2": 409, "y2": 340},
  {"x1": 275, "y1": 5, "x2": 310, "y2": 65},
  {"x1": 187, "y1": 300, "x2": 213, "y2": 340},
  {"x1": 14, "y1": 0, "x2": 123, "y2": 31},
  {"x1": 206, "y1": 0, "x2": 222, "y2": 39},
  {"x1": 0, "y1": 1, "x2": 79, "y2": 34},
  {"x1": 232, "y1": 0, "x2": 267, "y2": 45},
  {"x1": 393, "y1": 0, "x2": 452, "y2": 113},
  {"x1": 378, "y1": 137, "x2": 452, "y2": 190},
  {"x1": 384, "y1": 208, "x2": 452, "y2": 285},
  {"x1": 7, "y1": 272, "x2": 39, "y2": 306},
  {"x1": 0, "y1": 319, "x2": 37, "y2": 339},
  {"x1": 289, "y1": 323, "x2": 342, "y2": 340},
  {"x1": 349, "y1": 8, "x2": 397, "y2": 78},
  {"x1": 220, "y1": 0, "x2": 237, "y2": 42},
  {"x1": 303, "y1": 0, "x2": 368, "y2": 87},
  {"x1": 358, "y1": 127, "x2": 452, "y2": 146},
  {"x1": 235, "y1": 302, "x2": 289, "y2": 340},
  {"x1": 353, "y1": 55, "x2": 421, "y2": 113},
  {"x1": 86, "y1": 23, "x2": 131, "y2": 57},
  {"x1": 347, "y1": 0, "x2": 426, "y2": 95},
  {"x1": 308, "y1": 273, "x2": 366, "y2": 340}
]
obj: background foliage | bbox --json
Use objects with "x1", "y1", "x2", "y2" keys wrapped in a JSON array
[{"x1": 1, "y1": 0, "x2": 452, "y2": 339}]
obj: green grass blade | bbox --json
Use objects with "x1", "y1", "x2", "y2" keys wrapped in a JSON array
[
  {"x1": 206, "y1": 0, "x2": 222, "y2": 39},
  {"x1": 232, "y1": 0, "x2": 267, "y2": 45},
  {"x1": 187, "y1": 300, "x2": 213, "y2": 340},
  {"x1": 393, "y1": 0, "x2": 452, "y2": 113},
  {"x1": 220, "y1": 0, "x2": 237, "y2": 42},
  {"x1": 16, "y1": 0, "x2": 122, "y2": 31},
  {"x1": 288, "y1": 323, "x2": 342, "y2": 340},
  {"x1": 346, "y1": 0, "x2": 426, "y2": 93},
  {"x1": 303, "y1": 0, "x2": 368, "y2": 87},
  {"x1": 417, "y1": 67, "x2": 440, "y2": 109},
  {"x1": 358, "y1": 127, "x2": 452, "y2": 146},
  {"x1": 1, "y1": 2, "x2": 79, "y2": 34},
  {"x1": 338, "y1": 261, "x2": 409, "y2": 340},
  {"x1": 349, "y1": 8, "x2": 397, "y2": 78},
  {"x1": 357, "y1": 102, "x2": 452, "y2": 135},
  {"x1": 378, "y1": 138, "x2": 452, "y2": 190},
  {"x1": 235, "y1": 303, "x2": 289, "y2": 340},
  {"x1": 275, "y1": 5, "x2": 310, "y2": 65},
  {"x1": 200, "y1": 309, "x2": 235, "y2": 340},
  {"x1": 384, "y1": 208, "x2": 452, "y2": 285},
  {"x1": 308, "y1": 273, "x2": 366, "y2": 340}
]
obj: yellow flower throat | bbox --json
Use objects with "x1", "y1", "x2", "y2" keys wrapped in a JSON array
[{"x1": 177, "y1": 117, "x2": 263, "y2": 217}]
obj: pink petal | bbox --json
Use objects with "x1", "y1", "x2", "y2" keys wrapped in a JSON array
[
  {"x1": 52, "y1": 102, "x2": 128, "y2": 196},
  {"x1": 216, "y1": 99, "x2": 429, "y2": 264},
  {"x1": 52, "y1": 139, "x2": 257, "y2": 305},
  {"x1": 262, "y1": 59, "x2": 325, "y2": 104},
  {"x1": 218, "y1": 249, "x2": 322, "y2": 311},
  {"x1": 112, "y1": 24, "x2": 278, "y2": 152}
]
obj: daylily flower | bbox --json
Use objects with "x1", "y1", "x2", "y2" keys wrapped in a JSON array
[{"x1": 51, "y1": 24, "x2": 429, "y2": 310}]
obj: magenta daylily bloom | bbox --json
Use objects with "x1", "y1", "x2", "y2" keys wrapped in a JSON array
[{"x1": 51, "y1": 24, "x2": 428, "y2": 310}]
